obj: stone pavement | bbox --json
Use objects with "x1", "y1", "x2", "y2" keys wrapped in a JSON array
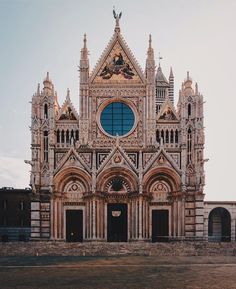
[{"x1": 0, "y1": 241, "x2": 236, "y2": 256}]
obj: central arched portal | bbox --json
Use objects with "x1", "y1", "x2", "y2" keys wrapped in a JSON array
[
  {"x1": 107, "y1": 203, "x2": 128, "y2": 242},
  {"x1": 97, "y1": 168, "x2": 138, "y2": 242}
]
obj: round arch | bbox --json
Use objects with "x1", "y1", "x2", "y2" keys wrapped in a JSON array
[
  {"x1": 143, "y1": 167, "x2": 181, "y2": 193},
  {"x1": 54, "y1": 167, "x2": 91, "y2": 193},
  {"x1": 97, "y1": 166, "x2": 138, "y2": 192},
  {"x1": 208, "y1": 207, "x2": 231, "y2": 242}
]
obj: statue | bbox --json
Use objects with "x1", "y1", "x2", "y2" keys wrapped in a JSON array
[
  {"x1": 113, "y1": 9, "x2": 122, "y2": 22},
  {"x1": 113, "y1": 8, "x2": 122, "y2": 31}
]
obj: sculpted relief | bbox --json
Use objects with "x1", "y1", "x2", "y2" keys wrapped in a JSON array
[{"x1": 151, "y1": 181, "x2": 169, "y2": 202}]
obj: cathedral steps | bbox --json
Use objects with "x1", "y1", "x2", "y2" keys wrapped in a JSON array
[{"x1": 0, "y1": 241, "x2": 236, "y2": 257}]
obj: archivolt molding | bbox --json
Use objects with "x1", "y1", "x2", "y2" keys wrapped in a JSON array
[
  {"x1": 96, "y1": 166, "x2": 138, "y2": 192},
  {"x1": 54, "y1": 166, "x2": 91, "y2": 193},
  {"x1": 143, "y1": 166, "x2": 181, "y2": 193}
]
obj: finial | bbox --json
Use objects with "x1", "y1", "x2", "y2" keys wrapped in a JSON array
[
  {"x1": 46, "y1": 72, "x2": 50, "y2": 81},
  {"x1": 187, "y1": 71, "x2": 190, "y2": 80},
  {"x1": 66, "y1": 88, "x2": 70, "y2": 100},
  {"x1": 113, "y1": 7, "x2": 122, "y2": 32},
  {"x1": 169, "y1": 66, "x2": 174, "y2": 78},
  {"x1": 37, "y1": 83, "x2": 40, "y2": 95},
  {"x1": 195, "y1": 82, "x2": 198, "y2": 94},
  {"x1": 83, "y1": 33, "x2": 87, "y2": 48},
  {"x1": 158, "y1": 52, "x2": 163, "y2": 67},
  {"x1": 149, "y1": 34, "x2": 152, "y2": 48}
]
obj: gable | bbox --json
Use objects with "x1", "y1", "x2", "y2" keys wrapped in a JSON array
[
  {"x1": 57, "y1": 98, "x2": 79, "y2": 121},
  {"x1": 90, "y1": 33, "x2": 145, "y2": 84},
  {"x1": 54, "y1": 148, "x2": 91, "y2": 175},
  {"x1": 59, "y1": 106, "x2": 77, "y2": 120},
  {"x1": 157, "y1": 99, "x2": 179, "y2": 122},
  {"x1": 143, "y1": 149, "x2": 181, "y2": 176},
  {"x1": 97, "y1": 146, "x2": 138, "y2": 176},
  {"x1": 159, "y1": 106, "x2": 177, "y2": 121}
]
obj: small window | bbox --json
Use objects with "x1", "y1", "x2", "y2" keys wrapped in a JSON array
[
  {"x1": 188, "y1": 103, "x2": 191, "y2": 117},
  {"x1": 165, "y1": 130, "x2": 169, "y2": 143},
  {"x1": 44, "y1": 103, "x2": 48, "y2": 119},
  {"x1": 175, "y1": 130, "x2": 179, "y2": 143},
  {"x1": 66, "y1": 130, "x2": 70, "y2": 143},
  {"x1": 170, "y1": 130, "x2": 174, "y2": 143},
  {"x1": 161, "y1": 130, "x2": 164, "y2": 143},
  {"x1": 156, "y1": 130, "x2": 160, "y2": 142},
  {"x1": 2, "y1": 200, "x2": 7, "y2": 210},
  {"x1": 43, "y1": 131, "x2": 48, "y2": 162},
  {"x1": 61, "y1": 130, "x2": 65, "y2": 143},
  {"x1": 75, "y1": 130, "x2": 79, "y2": 141},
  {"x1": 57, "y1": 130, "x2": 60, "y2": 143},
  {"x1": 19, "y1": 201, "x2": 24, "y2": 211}
]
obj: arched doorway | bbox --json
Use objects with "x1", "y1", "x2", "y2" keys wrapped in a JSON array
[
  {"x1": 105, "y1": 177, "x2": 130, "y2": 242},
  {"x1": 97, "y1": 167, "x2": 138, "y2": 242},
  {"x1": 53, "y1": 167, "x2": 91, "y2": 241},
  {"x1": 208, "y1": 207, "x2": 231, "y2": 242},
  {"x1": 150, "y1": 181, "x2": 170, "y2": 242},
  {"x1": 143, "y1": 166, "x2": 181, "y2": 242}
]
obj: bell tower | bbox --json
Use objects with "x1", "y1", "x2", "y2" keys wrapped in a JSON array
[{"x1": 178, "y1": 71, "x2": 205, "y2": 238}]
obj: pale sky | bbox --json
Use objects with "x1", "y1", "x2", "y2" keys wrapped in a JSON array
[{"x1": 0, "y1": 0, "x2": 235, "y2": 201}]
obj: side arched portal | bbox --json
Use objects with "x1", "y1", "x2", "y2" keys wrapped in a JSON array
[
  {"x1": 52, "y1": 167, "x2": 91, "y2": 242},
  {"x1": 208, "y1": 207, "x2": 231, "y2": 242},
  {"x1": 143, "y1": 167, "x2": 182, "y2": 242}
]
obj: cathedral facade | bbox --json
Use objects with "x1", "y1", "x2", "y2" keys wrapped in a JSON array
[{"x1": 29, "y1": 15, "x2": 206, "y2": 242}]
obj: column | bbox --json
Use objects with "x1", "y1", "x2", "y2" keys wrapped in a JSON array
[{"x1": 138, "y1": 197, "x2": 142, "y2": 239}]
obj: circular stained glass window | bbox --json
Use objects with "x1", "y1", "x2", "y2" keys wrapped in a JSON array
[{"x1": 100, "y1": 102, "x2": 135, "y2": 136}]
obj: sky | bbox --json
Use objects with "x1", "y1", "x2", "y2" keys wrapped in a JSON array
[{"x1": 0, "y1": 0, "x2": 235, "y2": 201}]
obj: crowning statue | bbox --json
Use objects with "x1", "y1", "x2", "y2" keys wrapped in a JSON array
[{"x1": 113, "y1": 8, "x2": 122, "y2": 27}]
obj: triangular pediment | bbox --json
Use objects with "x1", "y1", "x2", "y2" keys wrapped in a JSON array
[
  {"x1": 57, "y1": 97, "x2": 79, "y2": 121},
  {"x1": 143, "y1": 148, "x2": 181, "y2": 176},
  {"x1": 97, "y1": 145, "x2": 138, "y2": 175},
  {"x1": 157, "y1": 98, "x2": 179, "y2": 122},
  {"x1": 90, "y1": 32, "x2": 145, "y2": 84},
  {"x1": 54, "y1": 148, "x2": 91, "y2": 175}
]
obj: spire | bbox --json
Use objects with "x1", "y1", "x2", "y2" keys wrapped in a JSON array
[
  {"x1": 158, "y1": 52, "x2": 163, "y2": 68},
  {"x1": 182, "y1": 71, "x2": 194, "y2": 96},
  {"x1": 149, "y1": 34, "x2": 152, "y2": 49},
  {"x1": 156, "y1": 65, "x2": 169, "y2": 85},
  {"x1": 184, "y1": 71, "x2": 193, "y2": 89},
  {"x1": 168, "y1": 67, "x2": 174, "y2": 103},
  {"x1": 145, "y1": 34, "x2": 155, "y2": 84},
  {"x1": 66, "y1": 88, "x2": 70, "y2": 100},
  {"x1": 187, "y1": 71, "x2": 190, "y2": 80},
  {"x1": 43, "y1": 72, "x2": 53, "y2": 92},
  {"x1": 37, "y1": 83, "x2": 40, "y2": 96},
  {"x1": 147, "y1": 34, "x2": 154, "y2": 60},
  {"x1": 80, "y1": 33, "x2": 88, "y2": 60},
  {"x1": 195, "y1": 82, "x2": 199, "y2": 94},
  {"x1": 113, "y1": 8, "x2": 122, "y2": 33},
  {"x1": 169, "y1": 66, "x2": 174, "y2": 78},
  {"x1": 83, "y1": 33, "x2": 87, "y2": 49}
]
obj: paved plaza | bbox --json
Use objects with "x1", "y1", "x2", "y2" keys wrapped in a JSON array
[{"x1": 1, "y1": 255, "x2": 236, "y2": 289}]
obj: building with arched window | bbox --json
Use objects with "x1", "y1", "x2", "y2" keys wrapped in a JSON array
[{"x1": 27, "y1": 13, "x2": 236, "y2": 243}]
